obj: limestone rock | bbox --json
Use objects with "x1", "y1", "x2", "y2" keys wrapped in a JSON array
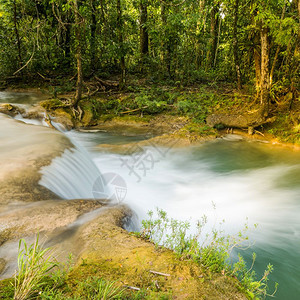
[{"x1": 207, "y1": 112, "x2": 276, "y2": 130}]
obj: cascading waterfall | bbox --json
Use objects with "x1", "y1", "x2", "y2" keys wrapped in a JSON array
[
  {"x1": 39, "y1": 145, "x2": 108, "y2": 200},
  {"x1": 4, "y1": 92, "x2": 300, "y2": 298}
]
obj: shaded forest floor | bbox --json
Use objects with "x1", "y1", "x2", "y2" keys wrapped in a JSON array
[{"x1": 1, "y1": 74, "x2": 300, "y2": 147}]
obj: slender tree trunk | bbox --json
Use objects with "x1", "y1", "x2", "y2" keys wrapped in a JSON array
[
  {"x1": 260, "y1": 23, "x2": 270, "y2": 118},
  {"x1": 161, "y1": 3, "x2": 171, "y2": 77},
  {"x1": 13, "y1": 0, "x2": 22, "y2": 65},
  {"x1": 233, "y1": 0, "x2": 242, "y2": 90},
  {"x1": 195, "y1": 0, "x2": 206, "y2": 68},
  {"x1": 289, "y1": 0, "x2": 300, "y2": 109},
  {"x1": 74, "y1": 0, "x2": 83, "y2": 107},
  {"x1": 214, "y1": 15, "x2": 221, "y2": 67},
  {"x1": 269, "y1": 0, "x2": 286, "y2": 87},
  {"x1": 64, "y1": 23, "x2": 71, "y2": 68},
  {"x1": 90, "y1": 0, "x2": 97, "y2": 72},
  {"x1": 199, "y1": 0, "x2": 205, "y2": 26},
  {"x1": 140, "y1": 0, "x2": 149, "y2": 58},
  {"x1": 206, "y1": 4, "x2": 219, "y2": 70},
  {"x1": 117, "y1": 0, "x2": 125, "y2": 88},
  {"x1": 254, "y1": 33, "x2": 261, "y2": 98}
]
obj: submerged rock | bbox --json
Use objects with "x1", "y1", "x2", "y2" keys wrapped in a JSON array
[{"x1": 0, "y1": 103, "x2": 25, "y2": 117}]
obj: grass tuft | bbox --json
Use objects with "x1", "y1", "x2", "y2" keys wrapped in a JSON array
[{"x1": 14, "y1": 234, "x2": 57, "y2": 300}]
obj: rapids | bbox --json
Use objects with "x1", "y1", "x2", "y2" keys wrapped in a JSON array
[{"x1": 0, "y1": 91, "x2": 300, "y2": 298}]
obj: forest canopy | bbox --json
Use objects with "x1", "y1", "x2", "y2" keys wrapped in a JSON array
[{"x1": 0, "y1": 0, "x2": 299, "y2": 117}]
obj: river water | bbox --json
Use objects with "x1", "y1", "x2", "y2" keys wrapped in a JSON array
[{"x1": 1, "y1": 92, "x2": 300, "y2": 299}]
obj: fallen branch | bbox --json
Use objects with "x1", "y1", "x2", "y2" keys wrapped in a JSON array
[
  {"x1": 95, "y1": 76, "x2": 119, "y2": 89},
  {"x1": 120, "y1": 106, "x2": 148, "y2": 114},
  {"x1": 123, "y1": 285, "x2": 140, "y2": 291},
  {"x1": 37, "y1": 72, "x2": 51, "y2": 81},
  {"x1": 13, "y1": 45, "x2": 35, "y2": 75},
  {"x1": 149, "y1": 270, "x2": 170, "y2": 277},
  {"x1": 69, "y1": 72, "x2": 77, "y2": 81},
  {"x1": 254, "y1": 129, "x2": 265, "y2": 137}
]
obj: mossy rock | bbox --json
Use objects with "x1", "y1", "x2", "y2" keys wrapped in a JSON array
[
  {"x1": 51, "y1": 108, "x2": 74, "y2": 129},
  {"x1": 40, "y1": 98, "x2": 65, "y2": 110},
  {"x1": 0, "y1": 103, "x2": 25, "y2": 117},
  {"x1": 81, "y1": 108, "x2": 94, "y2": 127}
]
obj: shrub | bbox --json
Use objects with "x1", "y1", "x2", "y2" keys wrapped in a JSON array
[{"x1": 138, "y1": 208, "x2": 277, "y2": 299}]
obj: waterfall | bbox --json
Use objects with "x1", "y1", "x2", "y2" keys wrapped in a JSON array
[{"x1": 39, "y1": 146, "x2": 108, "y2": 200}]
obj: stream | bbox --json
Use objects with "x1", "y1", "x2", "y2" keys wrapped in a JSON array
[{"x1": 1, "y1": 92, "x2": 300, "y2": 299}]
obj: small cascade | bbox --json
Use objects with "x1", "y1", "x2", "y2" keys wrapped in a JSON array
[
  {"x1": 39, "y1": 146, "x2": 108, "y2": 200},
  {"x1": 14, "y1": 113, "x2": 47, "y2": 126}
]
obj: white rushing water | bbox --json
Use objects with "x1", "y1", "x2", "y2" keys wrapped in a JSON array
[
  {"x1": 2, "y1": 92, "x2": 299, "y2": 298},
  {"x1": 39, "y1": 146, "x2": 108, "y2": 200},
  {"x1": 38, "y1": 131, "x2": 300, "y2": 299}
]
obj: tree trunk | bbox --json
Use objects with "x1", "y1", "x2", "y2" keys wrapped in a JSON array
[
  {"x1": 117, "y1": 0, "x2": 126, "y2": 88},
  {"x1": 140, "y1": 0, "x2": 149, "y2": 58},
  {"x1": 260, "y1": 23, "x2": 270, "y2": 118},
  {"x1": 90, "y1": 0, "x2": 97, "y2": 72},
  {"x1": 214, "y1": 15, "x2": 221, "y2": 67},
  {"x1": 233, "y1": 0, "x2": 242, "y2": 90},
  {"x1": 206, "y1": 4, "x2": 219, "y2": 70},
  {"x1": 161, "y1": 3, "x2": 171, "y2": 77},
  {"x1": 13, "y1": 0, "x2": 22, "y2": 65},
  {"x1": 195, "y1": 0, "x2": 206, "y2": 68},
  {"x1": 269, "y1": 0, "x2": 286, "y2": 87},
  {"x1": 254, "y1": 33, "x2": 261, "y2": 98},
  {"x1": 64, "y1": 23, "x2": 71, "y2": 68},
  {"x1": 74, "y1": 0, "x2": 83, "y2": 107}
]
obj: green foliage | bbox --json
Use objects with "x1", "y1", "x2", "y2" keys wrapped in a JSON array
[
  {"x1": 267, "y1": 113, "x2": 300, "y2": 145},
  {"x1": 0, "y1": 279, "x2": 14, "y2": 300},
  {"x1": 0, "y1": 0, "x2": 297, "y2": 95},
  {"x1": 138, "y1": 208, "x2": 277, "y2": 299},
  {"x1": 184, "y1": 123, "x2": 217, "y2": 136},
  {"x1": 74, "y1": 276, "x2": 125, "y2": 299},
  {"x1": 14, "y1": 234, "x2": 57, "y2": 300},
  {"x1": 40, "y1": 99, "x2": 66, "y2": 110}
]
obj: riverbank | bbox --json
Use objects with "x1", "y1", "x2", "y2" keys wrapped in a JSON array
[
  {"x1": 0, "y1": 109, "x2": 250, "y2": 299},
  {"x1": 0, "y1": 86, "x2": 296, "y2": 299},
  {"x1": 2, "y1": 79, "x2": 300, "y2": 147}
]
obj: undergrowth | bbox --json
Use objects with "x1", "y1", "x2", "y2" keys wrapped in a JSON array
[
  {"x1": 0, "y1": 209, "x2": 278, "y2": 299},
  {"x1": 137, "y1": 208, "x2": 278, "y2": 299}
]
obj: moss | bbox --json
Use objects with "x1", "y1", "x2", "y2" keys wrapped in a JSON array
[
  {"x1": 40, "y1": 98, "x2": 65, "y2": 110},
  {"x1": 266, "y1": 113, "x2": 300, "y2": 145},
  {"x1": 184, "y1": 122, "x2": 217, "y2": 136},
  {"x1": 113, "y1": 115, "x2": 152, "y2": 123},
  {"x1": 0, "y1": 279, "x2": 14, "y2": 299}
]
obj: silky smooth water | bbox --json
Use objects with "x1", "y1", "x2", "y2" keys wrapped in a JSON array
[
  {"x1": 44, "y1": 131, "x2": 300, "y2": 299},
  {"x1": 2, "y1": 92, "x2": 300, "y2": 298}
]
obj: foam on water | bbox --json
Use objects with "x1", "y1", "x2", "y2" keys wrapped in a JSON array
[{"x1": 38, "y1": 129, "x2": 300, "y2": 298}]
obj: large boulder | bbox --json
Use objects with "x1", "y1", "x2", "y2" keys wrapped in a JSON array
[{"x1": 207, "y1": 112, "x2": 276, "y2": 133}]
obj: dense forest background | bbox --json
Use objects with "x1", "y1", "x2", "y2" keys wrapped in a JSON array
[{"x1": 0, "y1": 0, "x2": 299, "y2": 120}]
